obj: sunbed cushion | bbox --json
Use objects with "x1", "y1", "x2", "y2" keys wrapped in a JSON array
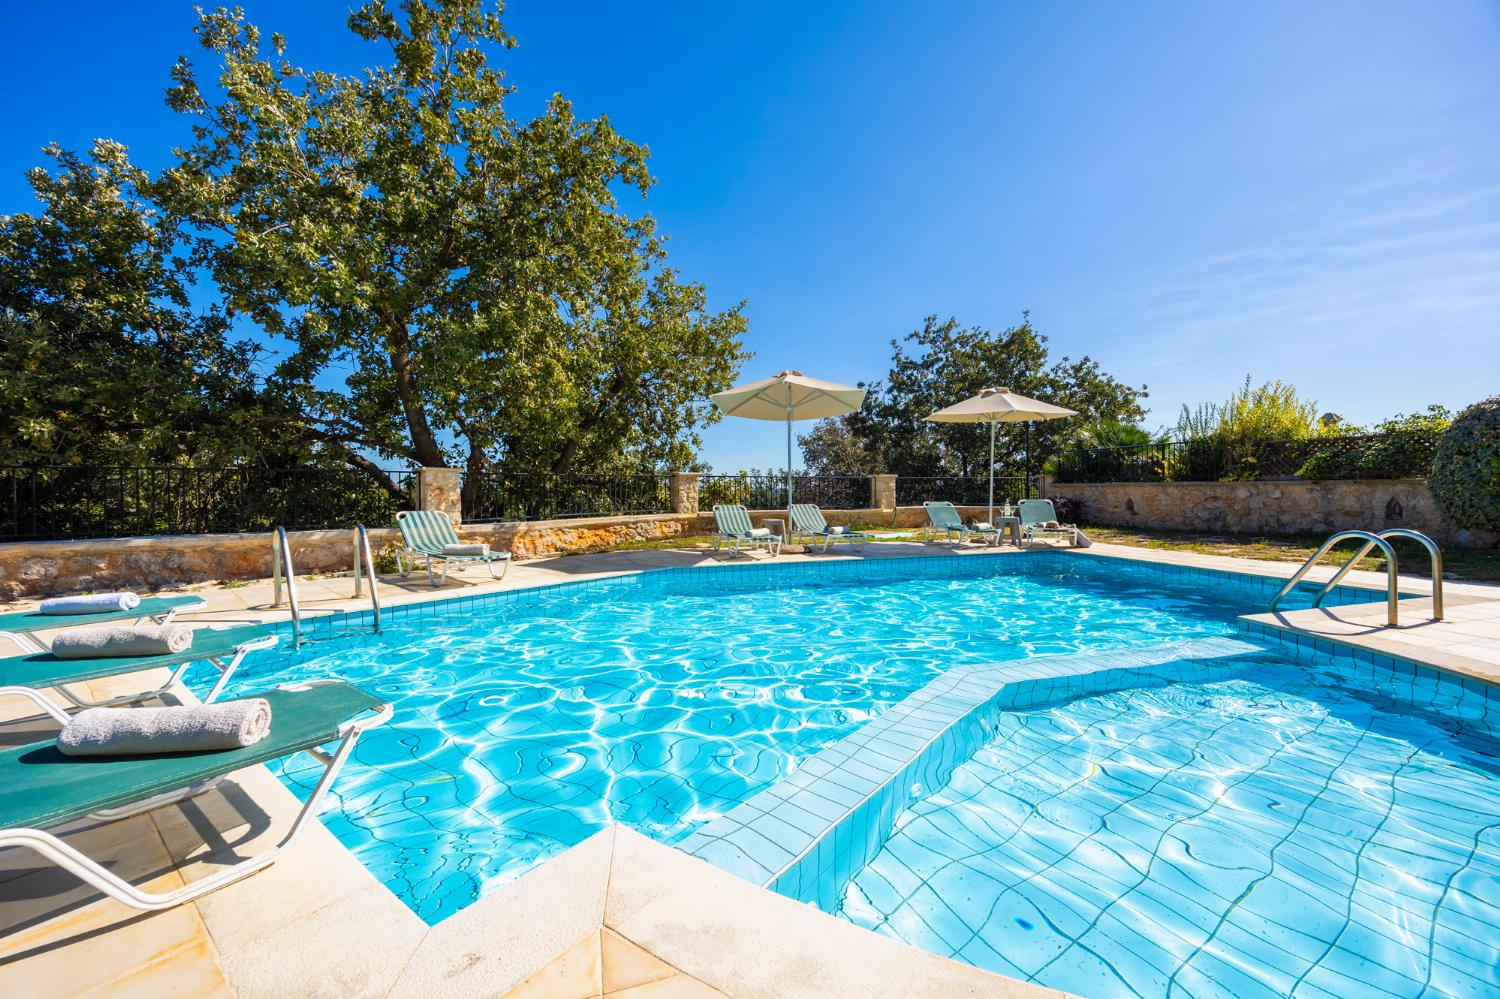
[
  {"x1": 0, "y1": 682, "x2": 385, "y2": 831},
  {"x1": 0, "y1": 595, "x2": 205, "y2": 636},
  {"x1": 0, "y1": 624, "x2": 278, "y2": 691}
]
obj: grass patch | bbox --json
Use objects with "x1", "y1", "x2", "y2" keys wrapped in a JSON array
[{"x1": 1081, "y1": 524, "x2": 1500, "y2": 584}]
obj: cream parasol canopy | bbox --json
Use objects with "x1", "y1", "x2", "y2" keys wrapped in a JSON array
[
  {"x1": 709, "y1": 371, "x2": 867, "y2": 538},
  {"x1": 925, "y1": 387, "x2": 1077, "y2": 521}
]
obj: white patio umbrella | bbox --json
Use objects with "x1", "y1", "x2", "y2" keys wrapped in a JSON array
[
  {"x1": 710, "y1": 370, "x2": 867, "y2": 539},
  {"x1": 925, "y1": 387, "x2": 1077, "y2": 522}
]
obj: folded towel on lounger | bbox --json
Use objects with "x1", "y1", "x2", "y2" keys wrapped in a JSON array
[
  {"x1": 974, "y1": 522, "x2": 992, "y2": 531},
  {"x1": 38, "y1": 592, "x2": 141, "y2": 615},
  {"x1": 747, "y1": 527, "x2": 772, "y2": 538},
  {"x1": 827, "y1": 526, "x2": 848, "y2": 535},
  {"x1": 50, "y1": 624, "x2": 193, "y2": 659},
  {"x1": 57, "y1": 699, "x2": 273, "y2": 756},
  {"x1": 441, "y1": 543, "x2": 488, "y2": 556}
]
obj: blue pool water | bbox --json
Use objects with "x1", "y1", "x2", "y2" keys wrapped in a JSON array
[
  {"x1": 193, "y1": 554, "x2": 1391, "y2": 924},
  {"x1": 836, "y1": 651, "x2": 1500, "y2": 998}
]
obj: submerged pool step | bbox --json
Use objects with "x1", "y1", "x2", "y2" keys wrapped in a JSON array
[{"x1": 680, "y1": 636, "x2": 1265, "y2": 902}]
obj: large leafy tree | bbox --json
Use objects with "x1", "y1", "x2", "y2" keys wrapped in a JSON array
[
  {"x1": 801, "y1": 315, "x2": 1146, "y2": 477},
  {"x1": 159, "y1": 0, "x2": 747, "y2": 500},
  {"x1": 0, "y1": 141, "x2": 283, "y2": 466}
]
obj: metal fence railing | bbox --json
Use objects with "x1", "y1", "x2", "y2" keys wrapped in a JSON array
[
  {"x1": 698, "y1": 474, "x2": 870, "y2": 512},
  {"x1": 462, "y1": 470, "x2": 673, "y2": 522},
  {"x1": 895, "y1": 475, "x2": 1022, "y2": 506},
  {"x1": 0, "y1": 465, "x2": 417, "y2": 542},
  {"x1": 1051, "y1": 430, "x2": 1441, "y2": 484}
]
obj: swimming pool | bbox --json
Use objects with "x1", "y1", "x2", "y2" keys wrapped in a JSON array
[{"x1": 193, "y1": 552, "x2": 1391, "y2": 924}]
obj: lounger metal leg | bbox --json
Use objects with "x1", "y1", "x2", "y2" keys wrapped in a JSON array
[
  {"x1": 0, "y1": 692, "x2": 392, "y2": 913},
  {"x1": 0, "y1": 630, "x2": 46, "y2": 654}
]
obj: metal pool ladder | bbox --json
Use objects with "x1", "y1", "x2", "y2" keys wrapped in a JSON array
[
  {"x1": 271, "y1": 525, "x2": 385, "y2": 647},
  {"x1": 350, "y1": 523, "x2": 383, "y2": 633},
  {"x1": 271, "y1": 526, "x2": 304, "y2": 647},
  {"x1": 1268, "y1": 528, "x2": 1443, "y2": 627}
]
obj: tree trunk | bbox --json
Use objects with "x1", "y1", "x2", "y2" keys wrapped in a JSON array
[{"x1": 379, "y1": 307, "x2": 446, "y2": 468}]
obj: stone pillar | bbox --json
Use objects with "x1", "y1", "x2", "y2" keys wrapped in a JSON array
[
  {"x1": 670, "y1": 472, "x2": 702, "y2": 514},
  {"x1": 871, "y1": 474, "x2": 897, "y2": 510},
  {"x1": 1038, "y1": 473, "x2": 1053, "y2": 498},
  {"x1": 417, "y1": 467, "x2": 463, "y2": 524}
]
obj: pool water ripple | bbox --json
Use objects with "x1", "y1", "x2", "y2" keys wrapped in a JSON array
[
  {"x1": 837, "y1": 654, "x2": 1500, "y2": 998},
  {"x1": 194, "y1": 557, "x2": 1339, "y2": 924}
]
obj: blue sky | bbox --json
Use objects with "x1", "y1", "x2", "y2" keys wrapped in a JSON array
[{"x1": 3, "y1": 1, "x2": 1497, "y2": 470}]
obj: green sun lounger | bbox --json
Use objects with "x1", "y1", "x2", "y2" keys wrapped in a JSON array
[
  {"x1": 0, "y1": 594, "x2": 207, "y2": 654},
  {"x1": 921, "y1": 501, "x2": 1005, "y2": 547},
  {"x1": 1018, "y1": 499, "x2": 1078, "y2": 547},
  {"x1": 0, "y1": 623, "x2": 279, "y2": 725},
  {"x1": 395, "y1": 509, "x2": 512, "y2": 587},
  {"x1": 0, "y1": 680, "x2": 390, "y2": 912},
  {"x1": 790, "y1": 503, "x2": 873, "y2": 553},
  {"x1": 711, "y1": 504, "x2": 782, "y2": 556}
]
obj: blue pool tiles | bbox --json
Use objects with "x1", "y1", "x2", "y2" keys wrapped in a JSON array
[{"x1": 679, "y1": 638, "x2": 1266, "y2": 896}]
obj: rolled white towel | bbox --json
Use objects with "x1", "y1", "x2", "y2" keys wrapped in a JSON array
[
  {"x1": 747, "y1": 527, "x2": 772, "y2": 538},
  {"x1": 442, "y1": 543, "x2": 489, "y2": 556},
  {"x1": 50, "y1": 624, "x2": 193, "y2": 659},
  {"x1": 39, "y1": 592, "x2": 141, "y2": 616},
  {"x1": 974, "y1": 522, "x2": 992, "y2": 531},
  {"x1": 826, "y1": 526, "x2": 848, "y2": 535},
  {"x1": 57, "y1": 699, "x2": 272, "y2": 757},
  {"x1": 1073, "y1": 529, "x2": 1093, "y2": 548}
]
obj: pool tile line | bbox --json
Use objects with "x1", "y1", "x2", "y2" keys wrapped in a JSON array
[
  {"x1": 1237, "y1": 618, "x2": 1500, "y2": 725},
  {"x1": 679, "y1": 637, "x2": 1264, "y2": 898}
]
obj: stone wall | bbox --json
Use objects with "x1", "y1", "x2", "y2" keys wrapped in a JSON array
[
  {"x1": 1044, "y1": 478, "x2": 1498, "y2": 548},
  {"x1": 0, "y1": 528, "x2": 405, "y2": 601},
  {"x1": 460, "y1": 514, "x2": 697, "y2": 560}
]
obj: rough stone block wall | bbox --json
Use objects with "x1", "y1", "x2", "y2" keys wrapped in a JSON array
[
  {"x1": 0, "y1": 528, "x2": 404, "y2": 601},
  {"x1": 1043, "y1": 479, "x2": 1498, "y2": 549},
  {"x1": 460, "y1": 514, "x2": 695, "y2": 560}
]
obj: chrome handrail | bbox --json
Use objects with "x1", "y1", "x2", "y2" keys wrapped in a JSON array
[
  {"x1": 1268, "y1": 529, "x2": 1399, "y2": 627},
  {"x1": 271, "y1": 526, "x2": 303, "y2": 647},
  {"x1": 1311, "y1": 528, "x2": 1443, "y2": 621},
  {"x1": 351, "y1": 524, "x2": 382, "y2": 632}
]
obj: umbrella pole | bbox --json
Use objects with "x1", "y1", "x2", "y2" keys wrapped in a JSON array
[
  {"x1": 1024, "y1": 421, "x2": 1032, "y2": 499},
  {"x1": 786, "y1": 399, "x2": 794, "y2": 547},
  {"x1": 988, "y1": 419, "x2": 996, "y2": 524}
]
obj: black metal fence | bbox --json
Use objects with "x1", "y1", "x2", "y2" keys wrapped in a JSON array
[
  {"x1": 895, "y1": 475, "x2": 1023, "y2": 506},
  {"x1": 0, "y1": 465, "x2": 417, "y2": 542},
  {"x1": 462, "y1": 470, "x2": 673, "y2": 522},
  {"x1": 697, "y1": 474, "x2": 869, "y2": 512},
  {"x1": 1051, "y1": 430, "x2": 1441, "y2": 484}
]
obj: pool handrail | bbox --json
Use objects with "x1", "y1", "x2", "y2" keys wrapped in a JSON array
[
  {"x1": 1268, "y1": 529, "x2": 1398, "y2": 626},
  {"x1": 1310, "y1": 528, "x2": 1443, "y2": 621}
]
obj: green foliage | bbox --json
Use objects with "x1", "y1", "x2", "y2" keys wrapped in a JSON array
[
  {"x1": 1295, "y1": 406, "x2": 1449, "y2": 480},
  {"x1": 1168, "y1": 377, "x2": 1317, "y2": 480},
  {"x1": 160, "y1": 0, "x2": 747, "y2": 486},
  {"x1": 1430, "y1": 397, "x2": 1500, "y2": 532},
  {"x1": 4, "y1": 1, "x2": 746, "y2": 493},
  {"x1": 797, "y1": 417, "x2": 878, "y2": 475},
  {"x1": 801, "y1": 314, "x2": 1145, "y2": 479},
  {"x1": 1078, "y1": 419, "x2": 1156, "y2": 449},
  {"x1": 0, "y1": 142, "x2": 288, "y2": 466}
]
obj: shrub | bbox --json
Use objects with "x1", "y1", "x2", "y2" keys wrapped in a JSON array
[
  {"x1": 1049, "y1": 495, "x2": 1085, "y2": 524},
  {"x1": 1430, "y1": 397, "x2": 1500, "y2": 532},
  {"x1": 1295, "y1": 407, "x2": 1449, "y2": 480}
]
